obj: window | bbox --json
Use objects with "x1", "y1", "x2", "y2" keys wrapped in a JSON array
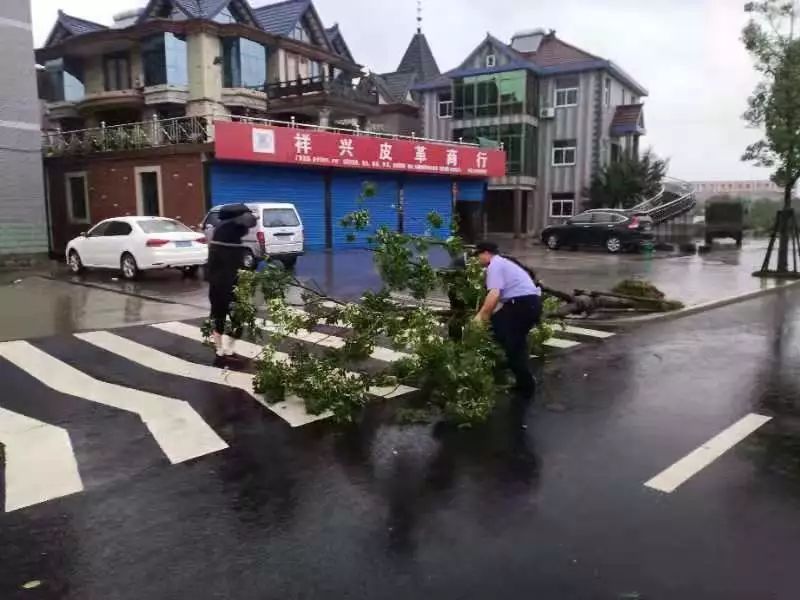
[
  {"x1": 65, "y1": 172, "x2": 89, "y2": 224},
  {"x1": 142, "y1": 33, "x2": 188, "y2": 87},
  {"x1": 569, "y1": 213, "x2": 593, "y2": 224},
  {"x1": 45, "y1": 58, "x2": 84, "y2": 102},
  {"x1": 453, "y1": 123, "x2": 537, "y2": 176},
  {"x1": 621, "y1": 89, "x2": 626, "y2": 104},
  {"x1": 104, "y1": 53, "x2": 131, "y2": 91},
  {"x1": 438, "y1": 91, "x2": 454, "y2": 118},
  {"x1": 610, "y1": 140, "x2": 622, "y2": 163},
  {"x1": 604, "y1": 77, "x2": 611, "y2": 106},
  {"x1": 223, "y1": 38, "x2": 267, "y2": 88},
  {"x1": 550, "y1": 193, "x2": 575, "y2": 218},
  {"x1": 138, "y1": 219, "x2": 192, "y2": 234},
  {"x1": 262, "y1": 208, "x2": 300, "y2": 227},
  {"x1": 552, "y1": 140, "x2": 577, "y2": 166},
  {"x1": 104, "y1": 221, "x2": 133, "y2": 236},
  {"x1": 291, "y1": 23, "x2": 311, "y2": 43},
  {"x1": 87, "y1": 222, "x2": 110, "y2": 237},
  {"x1": 554, "y1": 77, "x2": 579, "y2": 107},
  {"x1": 486, "y1": 54, "x2": 496, "y2": 67},
  {"x1": 591, "y1": 212, "x2": 616, "y2": 224},
  {"x1": 453, "y1": 70, "x2": 531, "y2": 119}
]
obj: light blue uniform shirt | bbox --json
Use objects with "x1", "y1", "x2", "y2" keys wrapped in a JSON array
[{"x1": 485, "y1": 255, "x2": 541, "y2": 302}]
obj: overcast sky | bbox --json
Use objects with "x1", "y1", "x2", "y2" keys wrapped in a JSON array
[{"x1": 30, "y1": 0, "x2": 769, "y2": 182}]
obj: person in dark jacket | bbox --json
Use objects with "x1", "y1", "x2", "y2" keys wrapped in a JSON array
[{"x1": 207, "y1": 204, "x2": 256, "y2": 358}]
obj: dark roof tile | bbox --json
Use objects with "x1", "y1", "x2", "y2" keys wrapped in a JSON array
[
  {"x1": 521, "y1": 34, "x2": 599, "y2": 68},
  {"x1": 611, "y1": 103, "x2": 646, "y2": 136},
  {"x1": 397, "y1": 32, "x2": 440, "y2": 83},
  {"x1": 253, "y1": 0, "x2": 309, "y2": 35},
  {"x1": 57, "y1": 10, "x2": 108, "y2": 35},
  {"x1": 374, "y1": 71, "x2": 417, "y2": 103}
]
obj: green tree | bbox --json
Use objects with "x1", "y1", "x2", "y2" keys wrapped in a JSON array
[
  {"x1": 588, "y1": 149, "x2": 668, "y2": 210},
  {"x1": 742, "y1": 0, "x2": 800, "y2": 274}
]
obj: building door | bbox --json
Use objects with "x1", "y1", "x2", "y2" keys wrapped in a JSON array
[{"x1": 139, "y1": 171, "x2": 161, "y2": 217}]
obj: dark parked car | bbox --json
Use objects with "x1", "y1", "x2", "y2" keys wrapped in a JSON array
[{"x1": 541, "y1": 210, "x2": 654, "y2": 253}]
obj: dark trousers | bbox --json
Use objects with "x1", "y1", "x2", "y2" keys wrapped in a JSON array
[
  {"x1": 209, "y1": 283, "x2": 239, "y2": 336},
  {"x1": 491, "y1": 295, "x2": 542, "y2": 393}
]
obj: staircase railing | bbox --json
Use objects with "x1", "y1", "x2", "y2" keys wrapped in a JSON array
[{"x1": 630, "y1": 178, "x2": 696, "y2": 225}]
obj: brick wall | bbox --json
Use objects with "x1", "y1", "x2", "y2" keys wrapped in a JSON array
[{"x1": 47, "y1": 150, "x2": 207, "y2": 254}]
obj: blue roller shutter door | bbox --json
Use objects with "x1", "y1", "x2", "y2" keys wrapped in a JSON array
[
  {"x1": 331, "y1": 173, "x2": 399, "y2": 248},
  {"x1": 457, "y1": 179, "x2": 486, "y2": 202},
  {"x1": 210, "y1": 163, "x2": 326, "y2": 249},
  {"x1": 403, "y1": 177, "x2": 453, "y2": 238}
]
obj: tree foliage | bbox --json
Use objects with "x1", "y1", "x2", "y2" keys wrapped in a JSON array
[
  {"x1": 588, "y1": 149, "x2": 668, "y2": 210},
  {"x1": 214, "y1": 182, "x2": 563, "y2": 428},
  {"x1": 743, "y1": 1, "x2": 800, "y2": 202}
]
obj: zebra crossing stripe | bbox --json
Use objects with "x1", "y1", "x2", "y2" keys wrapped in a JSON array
[
  {"x1": 0, "y1": 406, "x2": 84, "y2": 512},
  {"x1": 263, "y1": 316, "x2": 411, "y2": 363},
  {"x1": 0, "y1": 340, "x2": 227, "y2": 465},
  {"x1": 561, "y1": 325, "x2": 615, "y2": 339},
  {"x1": 151, "y1": 322, "x2": 416, "y2": 402}
]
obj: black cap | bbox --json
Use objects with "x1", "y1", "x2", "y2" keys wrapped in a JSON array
[{"x1": 473, "y1": 241, "x2": 499, "y2": 255}]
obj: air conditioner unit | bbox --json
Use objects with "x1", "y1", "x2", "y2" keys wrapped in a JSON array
[{"x1": 540, "y1": 107, "x2": 556, "y2": 119}]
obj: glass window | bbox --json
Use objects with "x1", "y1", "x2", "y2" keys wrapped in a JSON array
[
  {"x1": 45, "y1": 58, "x2": 85, "y2": 102},
  {"x1": 104, "y1": 53, "x2": 131, "y2": 91},
  {"x1": 569, "y1": 213, "x2": 593, "y2": 224},
  {"x1": 591, "y1": 213, "x2": 616, "y2": 224},
  {"x1": 224, "y1": 38, "x2": 267, "y2": 88},
  {"x1": 104, "y1": 221, "x2": 133, "y2": 236},
  {"x1": 550, "y1": 193, "x2": 575, "y2": 218},
  {"x1": 143, "y1": 33, "x2": 188, "y2": 87},
  {"x1": 66, "y1": 173, "x2": 89, "y2": 224},
  {"x1": 499, "y1": 71, "x2": 525, "y2": 115},
  {"x1": 262, "y1": 208, "x2": 300, "y2": 227},
  {"x1": 553, "y1": 140, "x2": 577, "y2": 166},
  {"x1": 604, "y1": 77, "x2": 611, "y2": 106},
  {"x1": 486, "y1": 54, "x2": 496, "y2": 67},
  {"x1": 138, "y1": 219, "x2": 192, "y2": 234},
  {"x1": 555, "y1": 76, "x2": 579, "y2": 107},
  {"x1": 88, "y1": 222, "x2": 110, "y2": 237},
  {"x1": 438, "y1": 91, "x2": 454, "y2": 118}
]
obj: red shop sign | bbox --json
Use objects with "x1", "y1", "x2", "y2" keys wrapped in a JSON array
[{"x1": 214, "y1": 120, "x2": 506, "y2": 178}]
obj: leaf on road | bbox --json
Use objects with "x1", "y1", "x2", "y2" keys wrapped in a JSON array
[{"x1": 22, "y1": 580, "x2": 42, "y2": 590}]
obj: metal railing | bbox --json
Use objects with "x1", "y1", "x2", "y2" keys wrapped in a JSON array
[
  {"x1": 42, "y1": 115, "x2": 211, "y2": 157},
  {"x1": 229, "y1": 115, "x2": 480, "y2": 147},
  {"x1": 630, "y1": 178, "x2": 696, "y2": 225},
  {"x1": 263, "y1": 75, "x2": 378, "y2": 105},
  {"x1": 42, "y1": 112, "x2": 482, "y2": 157}
]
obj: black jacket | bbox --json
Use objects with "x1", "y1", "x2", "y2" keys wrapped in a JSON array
[{"x1": 207, "y1": 213, "x2": 254, "y2": 288}]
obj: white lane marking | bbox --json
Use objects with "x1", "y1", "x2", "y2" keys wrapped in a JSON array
[
  {"x1": 152, "y1": 322, "x2": 416, "y2": 402},
  {"x1": 265, "y1": 315, "x2": 411, "y2": 363},
  {"x1": 0, "y1": 407, "x2": 84, "y2": 512},
  {"x1": 544, "y1": 337, "x2": 581, "y2": 349},
  {"x1": 77, "y1": 329, "x2": 326, "y2": 429},
  {"x1": 562, "y1": 325, "x2": 615, "y2": 339},
  {"x1": 644, "y1": 413, "x2": 773, "y2": 494},
  {"x1": 0, "y1": 341, "x2": 227, "y2": 464}
]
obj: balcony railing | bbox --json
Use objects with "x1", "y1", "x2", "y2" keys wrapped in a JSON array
[
  {"x1": 264, "y1": 76, "x2": 378, "y2": 105},
  {"x1": 42, "y1": 116, "x2": 210, "y2": 157}
]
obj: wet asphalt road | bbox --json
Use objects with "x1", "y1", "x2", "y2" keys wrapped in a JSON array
[{"x1": 0, "y1": 286, "x2": 798, "y2": 598}]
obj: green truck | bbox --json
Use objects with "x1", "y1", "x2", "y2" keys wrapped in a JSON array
[{"x1": 705, "y1": 199, "x2": 745, "y2": 247}]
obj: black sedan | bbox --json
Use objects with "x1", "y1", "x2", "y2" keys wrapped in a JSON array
[{"x1": 541, "y1": 210, "x2": 654, "y2": 253}]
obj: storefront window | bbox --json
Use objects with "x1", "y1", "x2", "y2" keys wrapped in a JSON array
[
  {"x1": 45, "y1": 58, "x2": 85, "y2": 102},
  {"x1": 454, "y1": 123, "x2": 537, "y2": 176},
  {"x1": 223, "y1": 38, "x2": 267, "y2": 88},
  {"x1": 142, "y1": 33, "x2": 188, "y2": 87}
]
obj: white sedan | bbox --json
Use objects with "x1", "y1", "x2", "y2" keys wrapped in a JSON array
[{"x1": 66, "y1": 216, "x2": 208, "y2": 280}]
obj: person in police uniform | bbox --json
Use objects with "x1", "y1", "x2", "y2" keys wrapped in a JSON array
[{"x1": 473, "y1": 242, "x2": 542, "y2": 398}]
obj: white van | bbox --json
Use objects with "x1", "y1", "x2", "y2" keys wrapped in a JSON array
[{"x1": 202, "y1": 202, "x2": 304, "y2": 268}]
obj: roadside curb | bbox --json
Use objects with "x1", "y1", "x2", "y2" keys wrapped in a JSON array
[
  {"x1": 583, "y1": 279, "x2": 800, "y2": 328},
  {"x1": 36, "y1": 275, "x2": 209, "y2": 310}
]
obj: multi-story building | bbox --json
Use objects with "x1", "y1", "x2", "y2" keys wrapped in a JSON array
[
  {"x1": 691, "y1": 180, "x2": 784, "y2": 202},
  {"x1": 35, "y1": 1, "x2": 503, "y2": 256},
  {"x1": 37, "y1": 0, "x2": 388, "y2": 131},
  {"x1": 0, "y1": 0, "x2": 48, "y2": 264},
  {"x1": 415, "y1": 28, "x2": 648, "y2": 237}
]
